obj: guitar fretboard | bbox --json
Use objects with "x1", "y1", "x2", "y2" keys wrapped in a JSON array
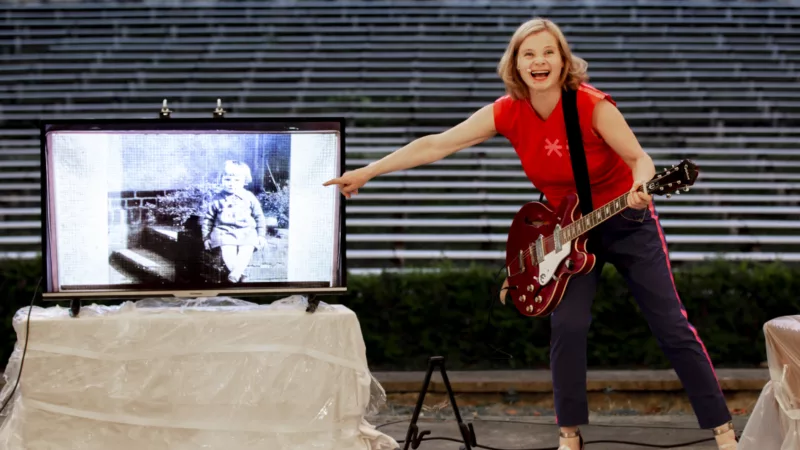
[{"x1": 561, "y1": 193, "x2": 631, "y2": 242}]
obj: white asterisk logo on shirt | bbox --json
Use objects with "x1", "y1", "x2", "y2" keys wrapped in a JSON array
[{"x1": 545, "y1": 138, "x2": 563, "y2": 157}]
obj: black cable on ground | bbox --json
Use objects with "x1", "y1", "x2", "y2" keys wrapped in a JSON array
[
  {"x1": 376, "y1": 416, "x2": 742, "y2": 449},
  {"x1": 0, "y1": 277, "x2": 41, "y2": 415}
]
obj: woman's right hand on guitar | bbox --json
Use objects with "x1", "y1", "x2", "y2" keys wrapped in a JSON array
[
  {"x1": 500, "y1": 278, "x2": 509, "y2": 305},
  {"x1": 323, "y1": 166, "x2": 375, "y2": 199}
]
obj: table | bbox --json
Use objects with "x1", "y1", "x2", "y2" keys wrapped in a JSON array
[
  {"x1": 0, "y1": 296, "x2": 398, "y2": 450},
  {"x1": 740, "y1": 315, "x2": 800, "y2": 449}
]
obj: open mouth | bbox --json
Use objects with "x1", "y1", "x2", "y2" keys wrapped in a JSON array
[{"x1": 531, "y1": 70, "x2": 550, "y2": 81}]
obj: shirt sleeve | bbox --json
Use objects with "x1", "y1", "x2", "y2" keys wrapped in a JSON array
[
  {"x1": 201, "y1": 196, "x2": 220, "y2": 240},
  {"x1": 577, "y1": 84, "x2": 618, "y2": 137},
  {"x1": 577, "y1": 84, "x2": 616, "y2": 112},
  {"x1": 248, "y1": 192, "x2": 267, "y2": 237},
  {"x1": 492, "y1": 95, "x2": 518, "y2": 143}
]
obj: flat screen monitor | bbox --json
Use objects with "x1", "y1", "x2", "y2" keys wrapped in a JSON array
[{"x1": 40, "y1": 118, "x2": 346, "y2": 300}]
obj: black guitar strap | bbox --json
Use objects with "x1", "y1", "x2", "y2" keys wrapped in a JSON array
[{"x1": 561, "y1": 88, "x2": 593, "y2": 216}]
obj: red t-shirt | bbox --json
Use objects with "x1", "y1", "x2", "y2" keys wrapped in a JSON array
[{"x1": 493, "y1": 83, "x2": 632, "y2": 211}]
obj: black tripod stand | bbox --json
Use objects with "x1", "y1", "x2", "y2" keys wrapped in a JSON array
[{"x1": 399, "y1": 356, "x2": 476, "y2": 450}]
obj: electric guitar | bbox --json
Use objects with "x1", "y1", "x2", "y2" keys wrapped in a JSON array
[{"x1": 504, "y1": 159, "x2": 700, "y2": 317}]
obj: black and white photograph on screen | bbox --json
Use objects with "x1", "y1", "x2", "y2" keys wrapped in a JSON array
[
  {"x1": 47, "y1": 124, "x2": 341, "y2": 293},
  {"x1": 100, "y1": 132, "x2": 292, "y2": 287}
]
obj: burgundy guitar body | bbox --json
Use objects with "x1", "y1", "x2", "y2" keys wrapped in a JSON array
[
  {"x1": 505, "y1": 193, "x2": 595, "y2": 317},
  {"x1": 504, "y1": 159, "x2": 700, "y2": 318}
]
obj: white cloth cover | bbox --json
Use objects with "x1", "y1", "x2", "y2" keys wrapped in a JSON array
[
  {"x1": 740, "y1": 316, "x2": 800, "y2": 449},
  {"x1": 0, "y1": 296, "x2": 399, "y2": 450}
]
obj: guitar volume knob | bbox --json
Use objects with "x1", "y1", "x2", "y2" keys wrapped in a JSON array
[
  {"x1": 527, "y1": 285, "x2": 535, "y2": 292},
  {"x1": 526, "y1": 305, "x2": 534, "y2": 313},
  {"x1": 535, "y1": 296, "x2": 542, "y2": 303}
]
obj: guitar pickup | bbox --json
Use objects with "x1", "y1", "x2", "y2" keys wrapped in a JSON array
[
  {"x1": 535, "y1": 235, "x2": 545, "y2": 262},
  {"x1": 554, "y1": 224, "x2": 563, "y2": 253}
]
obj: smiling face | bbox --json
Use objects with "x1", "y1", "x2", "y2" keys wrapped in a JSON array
[{"x1": 516, "y1": 31, "x2": 564, "y2": 94}]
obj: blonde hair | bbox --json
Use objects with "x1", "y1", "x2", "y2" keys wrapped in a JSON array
[
  {"x1": 220, "y1": 160, "x2": 253, "y2": 184},
  {"x1": 497, "y1": 17, "x2": 589, "y2": 100}
]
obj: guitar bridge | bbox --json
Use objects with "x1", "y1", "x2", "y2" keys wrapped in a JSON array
[{"x1": 518, "y1": 250, "x2": 526, "y2": 273}]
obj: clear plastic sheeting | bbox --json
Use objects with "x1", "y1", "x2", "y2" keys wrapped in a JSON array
[
  {"x1": 740, "y1": 315, "x2": 800, "y2": 449},
  {"x1": 0, "y1": 296, "x2": 399, "y2": 450}
]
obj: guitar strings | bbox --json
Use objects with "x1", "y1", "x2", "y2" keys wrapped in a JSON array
[
  {"x1": 501, "y1": 166, "x2": 686, "y2": 302},
  {"x1": 508, "y1": 191, "x2": 633, "y2": 274}
]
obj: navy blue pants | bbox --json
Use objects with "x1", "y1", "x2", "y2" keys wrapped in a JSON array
[{"x1": 550, "y1": 203, "x2": 732, "y2": 430}]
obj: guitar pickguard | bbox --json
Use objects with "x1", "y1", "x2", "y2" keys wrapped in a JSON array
[{"x1": 536, "y1": 240, "x2": 571, "y2": 285}]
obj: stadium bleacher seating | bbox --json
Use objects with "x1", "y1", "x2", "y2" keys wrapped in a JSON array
[{"x1": 1, "y1": 0, "x2": 800, "y2": 273}]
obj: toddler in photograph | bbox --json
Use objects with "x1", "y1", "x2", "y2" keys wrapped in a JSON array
[{"x1": 202, "y1": 160, "x2": 267, "y2": 283}]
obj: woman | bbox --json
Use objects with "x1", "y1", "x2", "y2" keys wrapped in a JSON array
[{"x1": 323, "y1": 17, "x2": 738, "y2": 450}]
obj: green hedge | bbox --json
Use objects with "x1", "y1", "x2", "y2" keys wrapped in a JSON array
[
  {"x1": 1, "y1": 258, "x2": 795, "y2": 371},
  {"x1": 345, "y1": 260, "x2": 795, "y2": 370}
]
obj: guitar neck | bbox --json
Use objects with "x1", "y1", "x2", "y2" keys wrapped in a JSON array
[{"x1": 561, "y1": 192, "x2": 633, "y2": 241}]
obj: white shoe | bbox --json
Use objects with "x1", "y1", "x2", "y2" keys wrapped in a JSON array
[
  {"x1": 713, "y1": 421, "x2": 737, "y2": 450},
  {"x1": 558, "y1": 429, "x2": 583, "y2": 450}
]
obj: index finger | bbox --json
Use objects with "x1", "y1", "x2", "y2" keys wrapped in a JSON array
[{"x1": 322, "y1": 178, "x2": 341, "y2": 187}]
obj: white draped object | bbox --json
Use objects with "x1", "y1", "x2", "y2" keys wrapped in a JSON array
[
  {"x1": 740, "y1": 316, "x2": 800, "y2": 449},
  {"x1": 0, "y1": 296, "x2": 399, "y2": 450}
]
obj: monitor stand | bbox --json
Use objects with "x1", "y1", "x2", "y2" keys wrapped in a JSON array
[
  {"x1": 305, "y1": 294, "x2": 321, "y2": 313},
  {"x1": 70, "y1": 299, "x2": 81, "y2": 318}
]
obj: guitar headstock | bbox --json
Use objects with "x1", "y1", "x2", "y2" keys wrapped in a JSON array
[{"x1": 646, "y1": 159, "x2": 699, "y2": 198}]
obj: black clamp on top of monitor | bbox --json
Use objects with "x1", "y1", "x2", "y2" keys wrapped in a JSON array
[
  {"x1": 158, "y1": 99, "x2": 227, "y2": 119},
  {"x1": 213, "y1": 99, "x2": 226, "y2": 119},
  {"x1": 159, "y1": 99, "x2": 171, "y2": 119}
]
